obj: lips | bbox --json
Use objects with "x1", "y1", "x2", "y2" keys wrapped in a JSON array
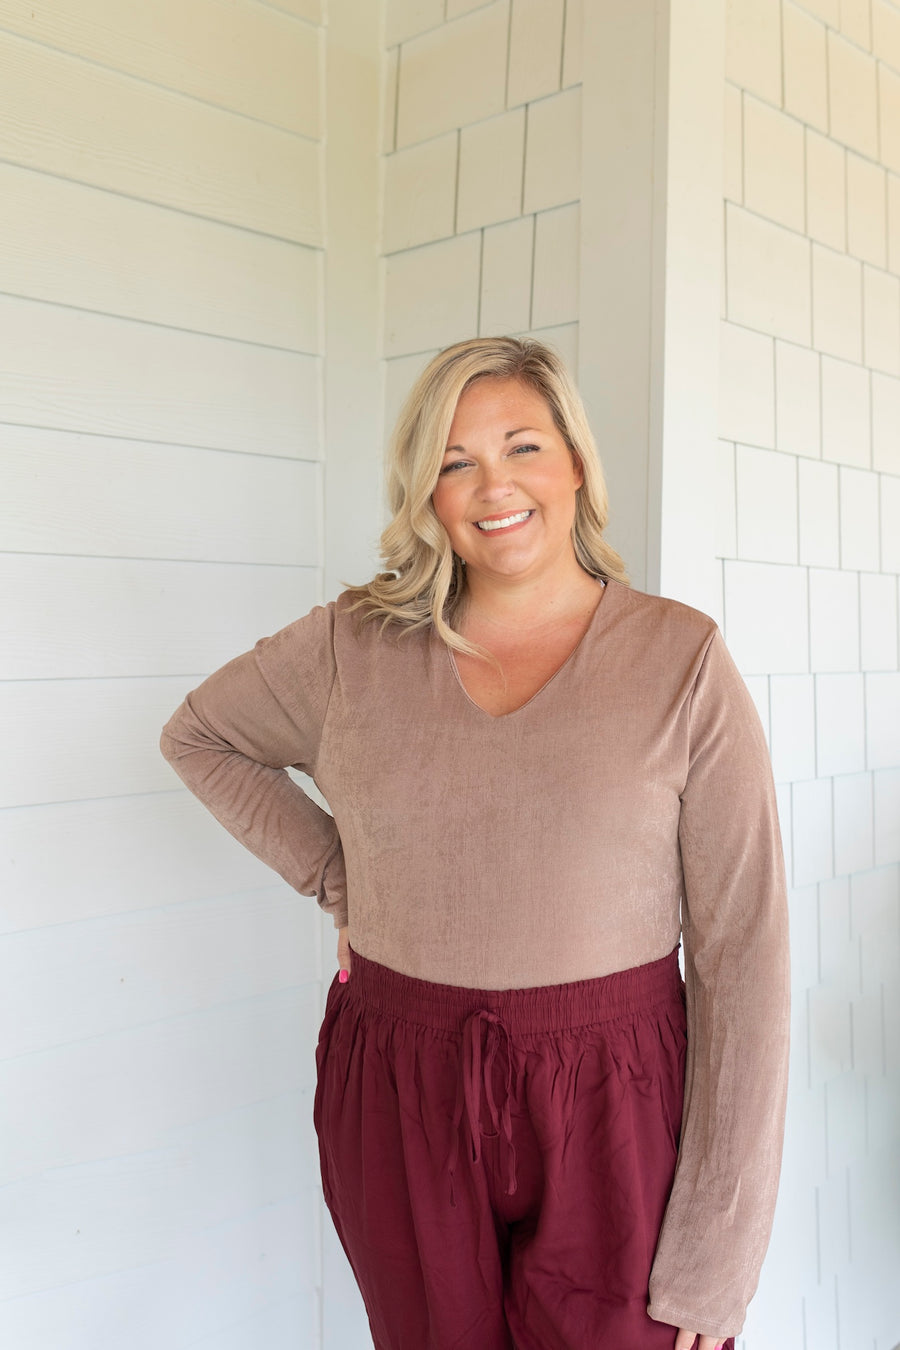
[{"x1": 474, "y1": 510, "x2": 534, "y2": 532}]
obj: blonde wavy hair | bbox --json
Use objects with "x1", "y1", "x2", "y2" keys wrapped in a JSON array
[{"x1": 348, "y1": 336, "x2": 628, "y2": 654}]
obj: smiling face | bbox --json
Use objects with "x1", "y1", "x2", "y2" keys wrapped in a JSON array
[{"x1": 431, "y1": 376, "x2": 584, "y2": 590}]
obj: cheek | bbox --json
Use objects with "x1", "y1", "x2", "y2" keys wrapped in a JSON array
[
  {"x1": 533, "y1": 464, "x2": 581, "y2": 503},
  {"x1": 431, "y1": 478, "x2": 462, "y2": 527}
]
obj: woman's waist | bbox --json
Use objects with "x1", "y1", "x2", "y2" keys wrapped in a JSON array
[{"x1": 342, "y1": 939, "x2": 684, "y2": 1034}]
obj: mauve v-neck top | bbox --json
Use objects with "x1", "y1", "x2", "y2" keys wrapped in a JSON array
[{"x1": 160, "y1": 579, "x2": 789, "y2": 1337}]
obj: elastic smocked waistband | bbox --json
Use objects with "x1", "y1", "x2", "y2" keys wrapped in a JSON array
[{"x1": 340, "y1": 947, "x2": 684, "y2": 1036}]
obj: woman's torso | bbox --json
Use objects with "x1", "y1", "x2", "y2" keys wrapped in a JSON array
[{"x1": 288, "y1": 581, "x2": 717, "y2": 989}]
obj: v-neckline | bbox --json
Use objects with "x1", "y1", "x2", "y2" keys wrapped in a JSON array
[{"x1": 445, "y1": 579, "x2": 614, "y2": 720}]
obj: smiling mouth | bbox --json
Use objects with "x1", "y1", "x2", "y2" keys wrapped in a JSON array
[{"x1": 474, "y1": 510, "x2": 534, "y2": 532}]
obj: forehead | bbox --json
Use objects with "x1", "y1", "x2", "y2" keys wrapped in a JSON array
[{"x1": 447, "y1": 377, "x2": 555, "y2": 439}]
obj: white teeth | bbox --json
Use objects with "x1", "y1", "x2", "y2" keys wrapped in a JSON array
[{"x1": 475, "y1": 510, "x2": 532, "y2": 532}]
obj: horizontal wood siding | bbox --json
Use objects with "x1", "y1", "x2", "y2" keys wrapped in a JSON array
[
  {"x1": 0, "y1": 296, "x2": 321, "y2": 454},
  {"x1": 0, "y1": 32, "x2": 321, "y2": 242},
  {"x1": 0, "y1": 888, "x2": 320, "y2": 1060},
  {"x1": 1, "y1": 556, "x2": 320, "y2": 678},
  {"x1": 261, "y1": 0, "x2": 322, "y2": 21},
  {"x1": 0, "y1": 794, "x2": 288, "y2": 933},
  {"x1": 2, "y1": 427, "x2": 319, "y2": 562},
  {"x1": 2, "y1": 676, "x2": 230, "y2": 806},
  {"x1": 1, "y1": 0, "x2": 328, "y2": 1343},
  {"x1": 1, "y1": 1200, "x2": 317, "y2": 1350},
  {"x1": 0, "y1": 0, "x2": 321, "y2": 134},
  {"x1": 0, "y1": 163, "x2": 322, "y2": 349}
]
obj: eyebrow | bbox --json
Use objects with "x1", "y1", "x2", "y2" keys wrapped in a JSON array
[{"x1": 444, "y1": 427, "x2": 542, "y2": 454}]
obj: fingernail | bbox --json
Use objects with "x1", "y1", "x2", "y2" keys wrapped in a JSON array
[{"x1": 339, "y1": 969, "x2": 349, "y2": 984}]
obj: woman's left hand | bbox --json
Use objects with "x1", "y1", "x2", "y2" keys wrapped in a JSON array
[
  {"x1": 337, "y1": 925, "x2": 351, "y2": 982},
  {"x1": 675, "y1": 1331, "x2": 725, "y2": 1350}
]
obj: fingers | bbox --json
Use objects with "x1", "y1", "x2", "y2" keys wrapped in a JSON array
[
  {"x1": 675, "y1": 1331, "x2": 725, "y2": 1350},
  {"x1": 337, "y1": 925, "x2": 351, "y2": 982}
]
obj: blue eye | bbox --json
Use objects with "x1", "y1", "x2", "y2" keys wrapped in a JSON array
[
  {"x1": 511, "y1": 443, "x2": 539, "y2": 455},
  {"x1": 439, "y1": 459, "x2": 469, "y2": 474}
]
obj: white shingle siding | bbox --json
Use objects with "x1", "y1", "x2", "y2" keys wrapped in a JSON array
[
  {"x1": 382, "y1": 0, "x2": 584, "y2": 442},
  {"x1": 722, "y1": 1, "x2": 900, "y2": 1343}
]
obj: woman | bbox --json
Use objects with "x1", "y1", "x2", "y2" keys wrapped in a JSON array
[{"x1": 161, "y1": 337, "x2": 789, "y2": 1350}]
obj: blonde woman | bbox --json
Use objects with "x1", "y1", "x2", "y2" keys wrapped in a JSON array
[{"x1": 161, "y1": 337, "x2": 789, "y2": 1350}]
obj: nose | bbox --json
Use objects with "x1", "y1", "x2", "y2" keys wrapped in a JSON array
[{"x1": 477, "y1": 458, "x2": 515, "y2": 502}]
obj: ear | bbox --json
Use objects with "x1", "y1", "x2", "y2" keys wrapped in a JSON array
[{"x1": 571, "y1": 452, "x2": 584, "y2": 489}]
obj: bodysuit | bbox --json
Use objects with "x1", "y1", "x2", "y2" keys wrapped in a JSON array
[{"x1": 160, "y1": 578, "x2": 790, "y2": 1334}]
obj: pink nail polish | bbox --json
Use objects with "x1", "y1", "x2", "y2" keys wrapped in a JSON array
[{"x1": 339, "y1": 969, "x2": 349, "y2": 984}]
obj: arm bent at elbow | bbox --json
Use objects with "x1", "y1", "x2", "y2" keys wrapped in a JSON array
[{"x1": 160, "y1": 638, "x2": 348, "y2": 928}]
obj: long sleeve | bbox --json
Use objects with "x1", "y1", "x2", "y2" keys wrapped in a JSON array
[
  {"x1": 160, "y1": 605, "x2": 348, "y2": 928},
  {"x1": 647, "y1": 630, "x2": 790, "y2": 1338}
]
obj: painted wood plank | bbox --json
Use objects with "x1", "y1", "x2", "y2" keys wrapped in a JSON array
[
  {"x1": 0, "y1": 164, "x2": 322, "y2": 350},
  {"x1": 186, "y1": 1294, "x2": 319, "y2": 1350},
  {"x1": 0, "y1": 793, "x2": 332, "y2": 934},
  {"x1": 0, "y1": 989, "x2": 320, "y2": 1185},
  {"x1": 0, "y1": 31, "x2": 322, "y2": 242},
  {"x1": 0, "y1": 889, "x2": 320, "y2": 1058},
  {"x1": 0, "y1": 0, "x2": 321, "y2": 137},
  {"x1": 1, "y1": 427, "x2": 322, "y2": 563},
  {"x1": 1, "y1": 1112, "x2": 320, "y2": 1297},
  {"x1": 260, "y1": 0, "x2": 322, "y2": 22},
  {"x1": 0, "y1": 557, "x2": 319, "y2": 679},
  {"x1": 0, "y1": 296, "x2": 322, "y2": 456},
  {"x1": 1, "y1": 674, "x2": 326, "y2": 809},
  {"x1": 322, "y1": 1210, "x2": 371, "y2": 1349},
  {"x1": 0, "y1": 1201, "x2": 318, "y2": 1350},
  {"x1": 323, "y1": 0, "x2": 385, "y2": 600},
  {"x1": 1, "y1": 677, "x2": 212, "y2": 808}
]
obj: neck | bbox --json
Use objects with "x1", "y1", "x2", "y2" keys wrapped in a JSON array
[{"x1": 460, "y1": 560, "x2": 603, "y2": 631}]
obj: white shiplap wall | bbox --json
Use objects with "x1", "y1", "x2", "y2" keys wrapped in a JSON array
[
  {"x1": 0, "y1": 2, "x2": 330, "y2": 1346},
  {"x1": 720, "y1": 2, "x2": 900, "y2": 1347}
]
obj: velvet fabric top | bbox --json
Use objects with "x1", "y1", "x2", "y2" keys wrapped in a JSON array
[{"x1": 160, "y1": 579, "x2": 790, "y2": 1338}]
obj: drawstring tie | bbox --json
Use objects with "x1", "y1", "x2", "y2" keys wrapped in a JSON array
[{"x1": 448, "y1": 1009, "x2": 518, "y2": 1205}]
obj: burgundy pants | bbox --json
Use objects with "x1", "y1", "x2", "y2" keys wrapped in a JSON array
[{"x1": 315, "y1": 949, "x2": 729, "y2": 1350}]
